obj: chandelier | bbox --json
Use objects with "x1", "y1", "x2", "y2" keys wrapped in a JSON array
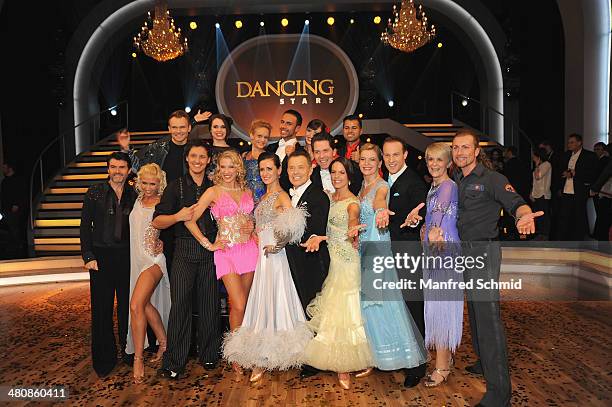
[
  {"x1": 381, "y1": 0, "x2": 436, "y2": 53},
  {"x1": 133, "y1": 0, "x2": 187, "y2": 62}
]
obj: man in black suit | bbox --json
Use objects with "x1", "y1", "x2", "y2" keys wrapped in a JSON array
[
  {"x1": 557, "y1": 133, "x2": 598, "y2": 240},
  {"x1": 266, "y1": 109, "x2": 305, "y2": 192},
  {"x1": 283, "y1": 149, "x2": 330, "y2": 379},
  {"x1": 381, "y1": 136, "x2": 428, "y2": 388},
  {"x1": 310, "y1": 132, "x2": 362, "y2": 196}
]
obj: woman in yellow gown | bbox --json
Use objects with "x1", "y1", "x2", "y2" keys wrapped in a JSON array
[{"x1": 300, "y1": 157, "x2": 373, "y2": 389}]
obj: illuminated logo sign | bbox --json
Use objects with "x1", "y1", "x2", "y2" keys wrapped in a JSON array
[{"x1": 215, "y1": 34, "x2": 359, "y2": 138}]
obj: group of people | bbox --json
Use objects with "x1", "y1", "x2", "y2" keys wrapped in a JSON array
[
  {"x1": 486, "y1": 136, "x2": 611, "y2": 241},
  {"x1": 81, "y1": 108, "x2": 542, "y2": 407}
]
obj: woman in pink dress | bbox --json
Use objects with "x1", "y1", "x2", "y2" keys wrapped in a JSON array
[{"x1": 185, "y1": 150, "x2": 258, "y2": 376}]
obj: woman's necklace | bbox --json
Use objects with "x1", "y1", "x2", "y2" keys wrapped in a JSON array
[{"x1": 363, "y1": 176, "x2": 381, "y2": 188}]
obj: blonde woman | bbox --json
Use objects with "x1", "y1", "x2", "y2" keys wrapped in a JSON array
[
  {"x1": 243, "y1": 119, "x2": 272, "y2": 203},
  {"x1": 126, "y1": 163, "x2": 171, "y2": 384},
  {"x1": 185, "y1": 149, "x2": 258, "y2": 377}
]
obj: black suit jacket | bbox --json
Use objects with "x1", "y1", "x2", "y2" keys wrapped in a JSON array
[
  {"x1": 387, "y1": 167, "x2": 428, "y2": 241},
  {"x1": 266, "y1": 141, "x2": 305, "y2": 192},
  {"x1": 310, "y1": 164, "x2": 363, "y2": 196},
  {"x1": 284, "y1": 183, "x2": 330, "y2": 312},
  {"x1": 559, "y1": 149, "x2": 598, "y2": 198}
]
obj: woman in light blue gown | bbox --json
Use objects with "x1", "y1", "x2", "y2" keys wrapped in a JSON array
[{"x1": 352, "y1": 143, "x2": 427, "y2": 375}]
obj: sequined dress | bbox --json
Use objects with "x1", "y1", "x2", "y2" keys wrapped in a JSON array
[
  {"x1": 222, "y1": 192, "x2": 312, "y2": 370},
  {"x1": 358, "y1": 180, "x2": 427, "y2": 370},
  {"x1": 210, "y1": 190, "x2": 258, "y2": 279},
  {"x1": 301, "y1": 196, "x2": 373, "y2": 372},
  {"x1": 423, "y1": 179, "x2": 463, "y2": 352},
  {"x1": 244, "y1": 158, "x2": 266, "y2": 204},
  {"x1": 125, "y1": 198, "x2": 171, "y2": 354}
]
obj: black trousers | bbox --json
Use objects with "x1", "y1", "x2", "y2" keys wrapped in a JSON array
[
  {"x1": 464, "y1": 243, "x2": 511, "y2": 407},
  {"x1": 557, "y1": 193, "x2": 588, "y2": 241},
  {"x1": 162, "y1": 239, "x2": 221, "y2": 373},
  {"x1": 89, "y1": 246, "x2": 130, "y2": 376},
  {"x1": 594, "y1": 196, "x2": 611, "y2": 241},
  {"x1": 532, "y1": 197, "x2": 551, "y2": 238}
]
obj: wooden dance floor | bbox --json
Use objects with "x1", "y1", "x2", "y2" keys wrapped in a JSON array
[{"x1": 0, "y1": 282, "x2": 610, "y2": 406}]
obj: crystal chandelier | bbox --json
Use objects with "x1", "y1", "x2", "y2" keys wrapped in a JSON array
[
  {"x1": 133, "y1": 0, "x2": 187, "y2": 62},
  {"x1": 381, "y1": 0, "x2": 436, "y2": 53}
]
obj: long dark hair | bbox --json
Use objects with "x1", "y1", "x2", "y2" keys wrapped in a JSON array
[
  {"x1": 330, "y1": 156, "x2": 355, "y2": 181},
  {"x1": 208, "y1": 114, "x2": 233, "y2": 139}
]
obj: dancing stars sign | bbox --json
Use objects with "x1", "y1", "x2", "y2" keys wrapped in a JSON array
[{"x1": 215, "y1": 34, "x2": 359, "y2": 138}]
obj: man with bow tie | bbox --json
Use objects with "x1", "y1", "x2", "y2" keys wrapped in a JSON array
[
  {"x1": 381, "y1": 136, "x2": 429, "y2": 388},
  {"x1": 283, "y1": 149, "x2": 330, "y2": 379},
  {"x1": 266, "y1": 109, "x2": 306, "y2": 192}
]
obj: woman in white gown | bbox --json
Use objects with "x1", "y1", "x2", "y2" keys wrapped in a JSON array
[
  {"x1": 222, "y1": 151, "x2": 311, "y2": 383},
  {"x1": 125, "y1": 163, "x2": 171, "y2": 384}
]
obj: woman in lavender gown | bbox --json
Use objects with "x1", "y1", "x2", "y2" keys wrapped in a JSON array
[{"x1": 406, "y1": 142, "x2": 462, "y2": 387}]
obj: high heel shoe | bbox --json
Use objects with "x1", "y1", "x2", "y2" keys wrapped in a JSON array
[
  {"x1": 150, "y1": 340, "x2": 167, "y2": 363},
  {"x1": 424, "y1": 356, "x2": 453, "y2": 388},
  {"x1": 355, "y1": 367, "x2": 374, "y2": 378},
  {"x1": 133, "y1": 356, "x2": 145, "y2": 384},
  {"x1": 249, "y1": 367, "x2": 264, "y2": 383},
  {"x1": 338, "y1": 373, "x2": 351, "y2": 390}
]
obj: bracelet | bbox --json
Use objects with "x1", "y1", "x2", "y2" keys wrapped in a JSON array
[
  {"x1": 374, "y1": 208, "x2": 385, "y2": 214},
  {"x1": 199, "y1": 238, "x2": 213, "y2": 251}
]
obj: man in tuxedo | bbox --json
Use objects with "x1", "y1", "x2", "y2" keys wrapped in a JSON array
[
  {"x1": 266, "y1": 109, "x2": 305, "y2": 192},
  {"x1": 381, "y1": 136, "x2": 428, "y2": 388},
  {"x1": 557, "y1": 133, "x2": 598, "y2": 240},
  {"x1": 310, "y1": 132, "x2": 362, "y2": 196},
  {"x1": 283, "y1": 149, "x2": 330, "y2": 379}
]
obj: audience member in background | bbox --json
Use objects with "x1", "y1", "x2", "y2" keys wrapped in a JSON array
[
  {"x1": 502, "y1": 146, "x2": 532, "y2": 202},
  {"x1": 80, "y1": 152, "x2": 137, "y2": 377},
  {"x1": 337, "y1": 114, "x2": 364, "y2": 163},
  {"x1": 206, "y1": 114, "x2": 236, "y2": 180},
  {"x1": 304, "y1": 119, "x2": 327, "y2": 164},
  {"x1": 530, "y1": 148, "x2": 552, "y2": 239},
  {"x1": 310, "y1": 132, "x2": 361, "y2": 196},
  {"x1": 594, "y1": 142, "x2": 610, "y2": 175},
  {"x1": 243, "y1": 119, "x2": 272, "y2": 204},
  {"x1": 266, "y1": 109, "x2": 305, "y2": 192},
  {"x1": 489, "y1": 148, "x2": 504, "y2": 172},
  {"x1": 590, "y1": 159, "x2": 612, "y2": 241},
  {"x1": 0, "y1": 161, "x2": 28, "y2": 257},
  {"x1": 557, "y1": 134, "x2": 598, "y2": 241}
]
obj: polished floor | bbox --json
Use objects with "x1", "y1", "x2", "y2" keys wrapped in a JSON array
[{"x1": 0, "y1": 282, "x2": 610, "y2": 406}]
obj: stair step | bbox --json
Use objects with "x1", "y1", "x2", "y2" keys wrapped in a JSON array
[
  {"x1": 100, "y1": 139, "x2": 157, "y2": 146},
  {"x1": 55, "y1": 174, "x2": 108, "y2": 181},
  {"x1": 34, "y1": 244, "x2": 81, "y2": 252},
  {"x1": 37, "y1": 210, "x2": 82, "y2": 219},
  {"x1": 48, "y1": 187, "x2": 89, "y2": 194},
  {"x1": 40, "y1": 202, "x2": 83, "y2": 210},
  {"x1": 34, "y1": 238, "x2": 81, "y2": 244},
  {"x1": 42, "y1": 195, "x2": 85, "y2": 202},
  {"x1": 35, "y1": 219, "x2": 81, "y2": 227},
  {"x1": 34, "y1": 228, "x2": 81, "y2": 237},
  {"x1": 68, "y1": 161, "x2": 107, "y2": 168}
]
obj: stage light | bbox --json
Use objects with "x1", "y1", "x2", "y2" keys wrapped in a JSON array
[
  {"x1": 215, "y1": 23, "x2": 220, "y2": 29},
  {"x1": 110, "y1": 109, "x2": 117, "y2": 116},
  {"x1": 239, "y1": 141, "x2": 244, "y2": 146},
  {"x1": 374, "y1": 16, "x2": 382, "y2": 24},
  {"x1": 418, "y1": 155, "x2": 422, "y2": 160},
  {"x1": 185, "y1": 106, "x2": 191, "y2": 113},
  {"x1": 366, "y1": 138, "x2": 371, "y2": 143},
  {"x1": 358, "y1": 113, "x2": 363, "y2": 118},
  {"x1": 131, "y1": 52, "x2": 137, "y2": 58},
  {"x1": 350, "y1": 18, "x2": 355, "y2": 24},
  {"x1": 437, "y1": 42, "x2": 443, "y2": 48},
  {"x1": 0, "y1": 212, "x2": 3, "y2": 221},
  {"x1": 305, "y1": 19, "x2": 310, "y2": 26},
  {"x1": 461, "y1": 99, "x2": 468, "y2": 107},
  {"x1": 388, "y1": 100, "x2": 394, "y2": 107},
  {"x1": 506, "y1": 91, "x2": 511, "y2": 97},
  {"x1": 235, "y1": 20, "x2": 243, "y2": 29},
  {"x1": 327, "y1": 17, "x2": 335, "y2": 26},
  {"x1": 260, "y1": 21, "x2": 265, "y2": 27},
  {"x1": 189, "y1": 21, "x2": 197, "y2": 30},
  {"x1": 281, "y1": 18, "x2": 288, "y2": 27}
]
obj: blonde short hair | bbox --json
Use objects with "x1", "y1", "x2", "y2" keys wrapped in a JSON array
[
  {"x1": 136, "y1": 163, "x2": 167, "y2": 197},
  {"x1": 213, "y1": 150, "x2": 247, "y2": 190},
  {"x1": 249, "y1": 119, "x2": 272, "y2": 135},
  {"x1": 359, "y1": 142, "x2": 382, "y2": 161},
  {"x1": 425, "y1": 142, "x2": 452, "y2": 164}
]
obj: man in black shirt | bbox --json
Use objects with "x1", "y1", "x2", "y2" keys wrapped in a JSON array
[
  {"x1": 452, "y1": 131, "x2": 541, "y2": 407},
  {"x1": 152, "y1": 139, "x2": 221, "y2": 379},
  {"x1": 80, "y1": 152, "x2": 137, "y2": 377}
]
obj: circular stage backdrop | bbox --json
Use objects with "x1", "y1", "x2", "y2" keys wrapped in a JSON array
[{"x1": 216, "y1": 34, "x2": 359, "y2": 139}]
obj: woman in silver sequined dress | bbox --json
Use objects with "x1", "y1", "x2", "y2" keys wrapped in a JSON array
[{"x1": 125, "y1": 164, "x2": 171, "y2": 384}]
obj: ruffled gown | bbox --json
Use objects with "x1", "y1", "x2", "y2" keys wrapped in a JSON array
[
  {"x1": 301, "y1": 196, "x2": 373, "y2": 372},
  {"x1": 125, "y1": 198, "x2": 171, "y2": 354},
  {"x1": 358, "y1": 179, "x2": 427, "y2": 370},
  {"x1": 222, "y1": 192, "x2": 312, "y2": 370}
]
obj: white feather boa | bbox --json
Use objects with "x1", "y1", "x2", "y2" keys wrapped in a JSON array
[{"x1": 273, "y1": 205, "x2": 309, "y2": 244}]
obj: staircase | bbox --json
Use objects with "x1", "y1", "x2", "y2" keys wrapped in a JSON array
[
  {"x1": 32, "y1": 132, "x2": 167, "y2": 256},
  {"x1": 404, "y1": 121, "x2": 500, "y2": 147}
]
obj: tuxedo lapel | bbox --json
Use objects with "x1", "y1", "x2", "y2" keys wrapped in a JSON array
[{"x1": 297, "y1": 183, "x2": 314, "y2": 207}]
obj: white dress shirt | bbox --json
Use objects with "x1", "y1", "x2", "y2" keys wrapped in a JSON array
[
  {"x1": 563, "y1": 148, "x2": 582, "y2": 194},
  {"x1": 387, "y1": 164, "x2": 408, "y2": 187},
  {"x1": 276, "y1": 137, "x2": 298, "y2": 163},
  {"x1": 290, "y1": 179, "x2": 312, "y2": 207},
  {"x1": 319, "y1": 168, "x2": 335, "y2": 193},
  {"x1": 531, "y1": 161, "x2": 552, "y2": 199}
]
